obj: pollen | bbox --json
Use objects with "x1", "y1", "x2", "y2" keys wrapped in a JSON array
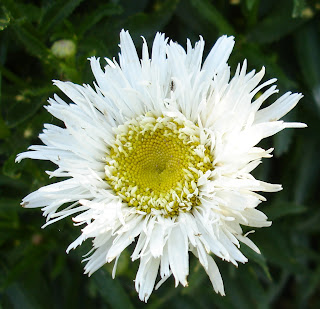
[{"x1": 105, "y1": 113, "x2": 213, "y2": 217}]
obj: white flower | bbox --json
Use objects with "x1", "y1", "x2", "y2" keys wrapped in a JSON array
[{"x1": 16, "y1": 30, "x2": 306, "y2": 302}]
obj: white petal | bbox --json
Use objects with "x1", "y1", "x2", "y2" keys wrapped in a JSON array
[
  {"x1": 168, "y1": 225, "x2": 189, "y2": 287},
  {"x1": 202, "y1": 35, "x2": 235, "y2": 77},
  {"x1": 205, "y1": 255, "x2": 225, "y2": 296},
  {"x1": 255, "y1": 92, "x2": 304, "y2": 123},
  {"x1": 135, "y1": 255, "x2": 160, "y2": 302}
]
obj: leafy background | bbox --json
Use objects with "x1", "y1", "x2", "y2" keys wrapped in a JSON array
[{"x1": 0, "y1": 0, "x2": 319, "y2": 308}]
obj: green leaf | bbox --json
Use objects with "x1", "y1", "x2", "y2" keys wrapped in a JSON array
[
  {"x1": 273, "y1": 128, "x2": 294, "y2": 157},
  {"x1": 223, "y1": 266, "x2": 261, "y2": 309},
  {"x1": 294, "y1": 23, "x2": 320, "y2": 112},
  {"x1": 5, "y1": 283, "x2": 43, "y2": 309},
  {"x1": 247, "y1": 0, "x2": 306, "y2": 44},
  {"x1": 77, "y1": 3, "x2": 123, "y2": 38},
  {"x1": 2, "y1": 262, "x2": 57, "y2": 309},
  {"x1": 246, "y1": 0, "x2": 258, "y2": 11},
  {"x1": 189, "y1": 0, "x2": 235, "y2": 35},
  {"x1": 248, "y1": 16, "x2": 305, "y2": 44},
  {"x1": 264, "y1": 270, "x2": 290, "y2": 305},
  {"x1": 292, "y1": 0, "x2": 307, "y2": 18},
  {"x1": 117, "y1": 0, "x2": 149, "y2": 16},
  {"x1": 0, "y1": 198, "x2": 21, "y2": 243},
  {"x1": 49, "y1": 254, "x2": 66, "y2": 279},
  {"x1": 256, "y1": 227, "x2": 304, "y2": 273},
  {"x1": 3, "y1": 244, "x2": 48, "y2": 289},
  {"x1": 239, "y1": 44, "x2": 297, "y2": 90},
  {"x1": 0, "y1": 6, "x2": 11, "y2": 31},
  {"x1": 297, "y1": 264, "x2": 320, "y2": 305},
  {"x1": 0, "y1": 114, "x2": 10, "y2": 139},
  {"x1": 242, "y1": 0, "x2": 260, "y2": 28},
  {"x1": 293, "y1": 136, "x2": 320, "y2": 204},
  {"x1": 92, "y1": 269, "x2": 135, "y2": 309},
  {"x1": 125, "y1": 0, "x2": 179, "y2": 37},
  {"x1": 0, "y1": 198, "x2": 21, "y2": 217},
  {"x1": 1, "y1": 1, "x2": 41, "y2": 24},
  {"x1": 0, "y1": 63, "x2": 26, "y2": 88},
  {"x1": 0, "y1": 175, "x2": 28, "y2": 193},
  {"x1": 2, "y1": 153, "x2": 21, "y2": 179},
  {"x1": 264, "y1": 201, "x2": 307, "y2": 220},
  {"x1": 40, "y1": 0, "x2": 84, "y2": 35},
  {"x1": 1, "y1": 1, "x2": 49, "y2": 60},
  {"x1": 238, "y1": 266, "x2": 269, "y2": 307},
  {"x1": 272, "y1": 104, "x2": 300, "y2": 157},
  {"x1": 4, "y1": 85, "x2": 54, "y2": 128},
  {"x1": 12, "y1": 24, "x2": 50, "y2": 60},
  {"x1": 241, "y1": 244, "x2": 272, "y2": 280}
]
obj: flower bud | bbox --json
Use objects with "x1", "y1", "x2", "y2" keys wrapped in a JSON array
[{"x1": 51, "y1": 40, "x2": 76, "y2": 58}]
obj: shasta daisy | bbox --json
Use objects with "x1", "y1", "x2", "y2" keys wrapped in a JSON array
[{"x1": 16, "y1": 30, "x2": 306, "y2": 302}]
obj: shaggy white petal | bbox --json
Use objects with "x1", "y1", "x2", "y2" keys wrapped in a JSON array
[
  {"x1": 255, "y1": 92, "x2": 304, "y2": 123},
  {"x1": 168, "y1": 225, "x2": 189, "y2": 287},
  {"x1": 205, "y1": 254, "x2": 225, "y2": 295}
]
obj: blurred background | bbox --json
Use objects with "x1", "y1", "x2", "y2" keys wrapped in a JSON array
[{"x1": 0, "y1": 0, "x2": 319, "y2": 308}]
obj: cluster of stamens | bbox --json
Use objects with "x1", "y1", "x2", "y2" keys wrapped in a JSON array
[{"x1": 105, "y1": 113, "x2": 213, "y2": 217}]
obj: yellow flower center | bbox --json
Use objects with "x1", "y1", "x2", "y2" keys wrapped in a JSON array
[{"x1": 105, "y1": 113, "x2": 213, "y2": 217}]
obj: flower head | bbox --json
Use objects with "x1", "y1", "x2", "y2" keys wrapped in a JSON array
[{"x1": 17, "y1": 30, "x2": 306, "y2": 302}]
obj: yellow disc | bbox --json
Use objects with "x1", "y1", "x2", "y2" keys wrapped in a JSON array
[{"x1": 105, "y1": 113, "x2": 213, "y2": 217}]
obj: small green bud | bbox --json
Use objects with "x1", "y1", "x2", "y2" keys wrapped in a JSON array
[{"x1": 51, "y1": 40, "x2": 76, "y2": 58}]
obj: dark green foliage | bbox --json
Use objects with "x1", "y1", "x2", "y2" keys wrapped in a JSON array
[{"x1": 1, "y1": 0, "x2": 319, "y2": 308}]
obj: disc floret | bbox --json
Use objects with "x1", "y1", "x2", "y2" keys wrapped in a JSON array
[{"x1": 105, "y1": 113, "x2": 213, "y2": 217}]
